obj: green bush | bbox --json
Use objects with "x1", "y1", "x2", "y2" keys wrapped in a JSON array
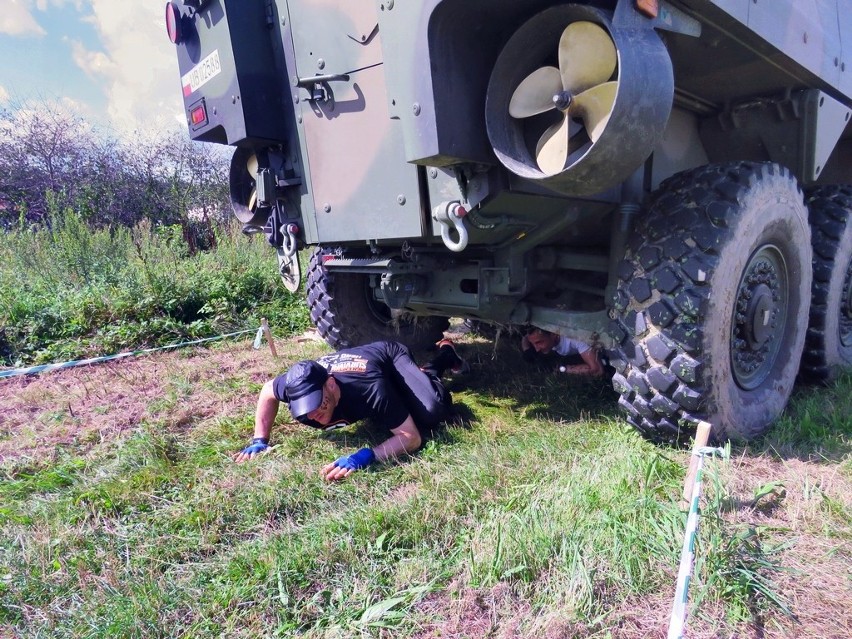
[{"x1": 0, "y1": 209, "x2": 309, "y2": 367}]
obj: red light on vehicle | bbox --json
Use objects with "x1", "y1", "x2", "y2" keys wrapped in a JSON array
[
  {"x1": 165, "y1": 2, "x2": 182, "y2": 44},
  {"x1": 190, "y1": 103, "x2": 207, "y2": 126}
]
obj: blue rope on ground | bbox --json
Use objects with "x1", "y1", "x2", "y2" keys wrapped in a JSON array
[{"x1": 0, "y1": 328, "x2": 258, "y2": 380}]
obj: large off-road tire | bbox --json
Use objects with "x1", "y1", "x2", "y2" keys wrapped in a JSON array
[
  {"x1": 800, "y1": 186, "x2": 852, "y2": 381},
  {"x1": 306, "y1": 247, "x2": 450, "y2": 350},
  {"x1": 610, "y1": 162, "x2": 812, "y2": 443}
]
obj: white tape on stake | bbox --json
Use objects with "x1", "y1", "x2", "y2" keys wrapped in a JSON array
[
  {"x1": 0, "y1": 328, "x2": 258, "y2": 379},
  {"x1": 261, "y1": 317, "x2": 278, "y2": 357},
  {"x1": 668, "y1": 445, "x2": 728, "y2": 639}
]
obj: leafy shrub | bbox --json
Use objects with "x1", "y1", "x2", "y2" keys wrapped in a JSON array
[{"x1": 0, "y1": 212, "x2": 309, "y2": 367}]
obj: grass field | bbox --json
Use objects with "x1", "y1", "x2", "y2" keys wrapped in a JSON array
[{"x1": 1, "y1": 327, "x2": 850, "y2": 638}]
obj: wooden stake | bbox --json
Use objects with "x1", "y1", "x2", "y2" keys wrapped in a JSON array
[
  {"x1": 681, "y1": 420, "x2": 712, "y2": 509},
  {"x1": 261, "y1": 318, "x2": 278, "y2": 357}
]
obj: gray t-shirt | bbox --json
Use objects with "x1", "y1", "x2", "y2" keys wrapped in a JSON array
[{"x1": 553, "y1": 336, "x2": 591, "y2": 357}]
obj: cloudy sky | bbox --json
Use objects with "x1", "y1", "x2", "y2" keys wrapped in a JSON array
[{"x1": 0, "y1": 0, "x2": 184, "y2": 134}]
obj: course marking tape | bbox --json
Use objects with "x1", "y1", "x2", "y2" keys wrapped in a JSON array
[
  {"x1": 0, "y1": 328, "x2": 258, "y2": 380},
  {"x1": 668, "y1": 445, "x2": 728, "y2": 639},
  {"x1": 253, "y1": 326, "x2": 265, "y2": 349}
]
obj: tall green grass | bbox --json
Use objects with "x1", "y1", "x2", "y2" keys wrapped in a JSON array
[
  {"x1": 0, "y1": 395, "x2": 682, "y2": 636},
  {"x1": 0, "y1": 208, "x2": 309, "y2": 366}
]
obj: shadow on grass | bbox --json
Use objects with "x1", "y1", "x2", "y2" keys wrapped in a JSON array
[
  {"x1": 449, "y1": 340, "x2": 850, "y2": 467},
  {"x1": 315, "y1": 338, "x2": 622, "y2": 461},
  {"x1": 435, "y1": 340, "x2": 848, "y2": 467},
  {"x1": 317, "y1": 405, "x2": 480, "y2": 449},
  {"x1": 448, "y1": 338, "x2": 622, "y2": 423},
  {"x1": 452, "y1": 339, "x2": 852, "y2": 463}
]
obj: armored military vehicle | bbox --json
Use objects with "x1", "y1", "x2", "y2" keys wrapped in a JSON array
[{"x1": 166, "y1": 0, "x2": 852, "y2": 443}]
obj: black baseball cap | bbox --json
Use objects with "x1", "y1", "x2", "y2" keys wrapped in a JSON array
[{"x1": 280, "y1": 360, "x2": 329, "y2": 419}]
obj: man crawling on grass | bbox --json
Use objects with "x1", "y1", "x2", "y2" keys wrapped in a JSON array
[
  {"x1": 520, "y1": 327, "x2": 605, "y2": 377},
  {"x1": 234, "y1": 339, "x2": 466, "y2": 480}
]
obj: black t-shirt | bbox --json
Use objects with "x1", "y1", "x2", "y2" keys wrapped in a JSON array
[{"x1": 273, "y1": 341, "x2": 412, "y2": 431}]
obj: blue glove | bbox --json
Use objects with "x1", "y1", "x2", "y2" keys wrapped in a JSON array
[
  {"x1": 240, "y1": 437, "x2": 269, "y2": 456},
  {"x1": 332, "y1": 447, "x2": 375, "y2": 471}
]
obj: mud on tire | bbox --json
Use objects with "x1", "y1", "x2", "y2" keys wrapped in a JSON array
[
  {"x1": 801, "y1": 186, "x2": 852, "y2": 381},
  {"x1": 306, "y1": 247, "x2": 450, "y2": 350},
  {"x1": 610, "y1": 162, "x2": 812, "y2": 443}
]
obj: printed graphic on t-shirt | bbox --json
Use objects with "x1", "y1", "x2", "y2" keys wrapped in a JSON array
[
  {"x1": 319, "y1": 352, "x2": 369, "y2": 374},
  {"x1": 320, "y1": 419, "x2": 349, "y2": 431}
]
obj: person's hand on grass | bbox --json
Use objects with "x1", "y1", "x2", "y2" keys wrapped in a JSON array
[
  {"x1": 320, "y1": 447, "x2": 375, "y2": 481},
  {"x1": 320, "y1": 461, "x2": 355, "y2": 481},
  {"x1": 234, "y1": 438, "x2": 269, "y2": 463}
]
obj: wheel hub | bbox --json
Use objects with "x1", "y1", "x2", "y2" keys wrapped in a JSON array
[
  {"x1": 731, "y1": 246, "x2": 788, "y2": 390},
  {"x1": 552, "y1": 91, "x2": 573, "y2": 111},
  {"x1": 745, "y1": 283, "x2": 774, "y2": 347},
  {"x1": 841, "y1": 257, "x2": 852, "y2": 348}
]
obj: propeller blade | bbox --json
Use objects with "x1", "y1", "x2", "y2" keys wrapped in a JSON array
[
  {"x1": 509, "y1": 66, "x2": 563, "y2": 118},
  {"x1": 557, "y1": 21, "x2": 617, "y2": 95},
  {"x1": 572, "y1": 81, "x2": 618, "y2": 142},
  {"x1": 535, "y1": 114, "x2": 571, "y2": 175},
  {"x1": 248, "y1": 188, "x2": 258, "y2": 212},
  {"x1": 246, "y1": 154, "x2": 258, "y2": 179}
]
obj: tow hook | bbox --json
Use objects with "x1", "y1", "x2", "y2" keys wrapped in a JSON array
[
  {"x1": 282, "y1": 223, "x2": 298, "y2": 257},
  {"x1": 432, "y1": 201, "x2": 469, "y2": 252},
  {"x1": 277, "y1": 223, "x2": 301, "y2": 292}
]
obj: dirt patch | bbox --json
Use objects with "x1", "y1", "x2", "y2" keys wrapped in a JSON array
[
  {"x1": 714, "y1": 453, "x2": 852, "y2": 639},
  {"x1": 408, "y1": 450, "x2": 851, "y2": 638},
  {"x1": 413, "y1": 582, "x2": 535, "y2": 639},
  {"x1": 0, "y1": 332, "x2": 326, "y2": 465}
]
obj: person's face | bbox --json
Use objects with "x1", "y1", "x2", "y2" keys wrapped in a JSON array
[
  {"x1": 527, "y1": 331, "x2": 559, "y2": 354},
  {"x1": 306, "y1": 378, "x2": 338, "y2": 425}
]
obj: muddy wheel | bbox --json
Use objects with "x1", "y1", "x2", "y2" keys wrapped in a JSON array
[
  {"x1": 610, "y1": 162, "x2": 812, "y2": 443},
  {"x1": 306, "y1": 247, "x2": 450, "y2": 350},
  {"x1": 801, "y1": 186, "x2": 852, "y2": 381}
]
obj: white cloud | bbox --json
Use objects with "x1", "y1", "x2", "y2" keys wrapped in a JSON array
[
  {"x1": 54, "y1": 94, "x2": 98, "y2": 127},
  {"x1": 3, "y1": 2, "x2": 186, "y2": 134},
  {"x1": 73, "y1": 2, "x2": 184, "y2": 134},
  {"x1": 0, "y1": 1, "x2": 86, "y2": 38},
  {"x1": 0, "y1": 0, "x2": 46, "y2": 36},
  {"x1": 35, "y1": 0, "x2": 84, "y2": 11},
  {"x1": 0, "y1": 85, "x2": 9, "y2": 103},
  {"x1": 69, "y1": 38, "x2": 117, "y2": 78},
  {"x1": 1, "y1": 95, "x2": 96, "y2": 142}
]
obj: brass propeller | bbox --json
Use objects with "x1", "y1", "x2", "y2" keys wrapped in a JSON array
[
  {"x1": 246, "y1": 154, "x2": 258, "y2": 211},
  {"x1": 509, "y1": 21, "x2": 618, "y2": 175}
]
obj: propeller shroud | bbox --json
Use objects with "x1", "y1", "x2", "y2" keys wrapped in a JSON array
[
  {"x1": 485, "y1": 5, "x2": 674, "y2": 196},
  {"x1": 229, "y1": 146, "x2": 270, "y2": 226}
]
